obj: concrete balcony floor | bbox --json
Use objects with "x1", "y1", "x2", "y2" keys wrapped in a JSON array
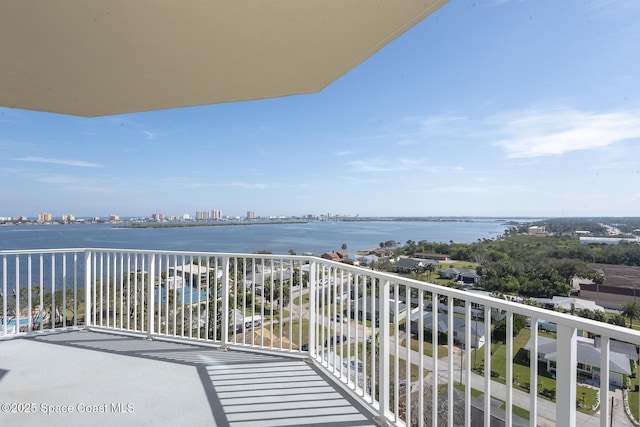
[{"x1": 0, "y1": 331, "x2": 377, "y2": 427}]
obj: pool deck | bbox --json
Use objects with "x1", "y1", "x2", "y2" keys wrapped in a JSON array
[{"x1": 0, "y1": 330, "x2": 377, "y2": 427}]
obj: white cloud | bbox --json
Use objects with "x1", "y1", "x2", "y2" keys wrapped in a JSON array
[
  {"x1": 227, "y1": 182, "x2": 267, "y2": 189},
  {"x1": 492, "y1": 108, "x2": 640, "y2": 158},
  {"x1": 62, "y1": 184, "x2": 117, "y2": 194},
  {"x1": 142, "y1": 130, "x2": 157, "y2": 140},
  {"x1": 349, "y1": 158, "x2": 424, "y2": 172},
  {"x1": 12, "y1": 157, "x2": 101, "y2": 168},
  {"x1": 333, "y1": 150, "x2": 352, "y2": 156},
  {"x1": 37, "y1": 175, "x2": 78, "y2": 184}
]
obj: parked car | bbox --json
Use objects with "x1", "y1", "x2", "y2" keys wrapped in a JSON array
[
  {"x1": 335, "y1": 313, "x2": 348, "y2": 323},
  {"x1": 325, "y1": 335, "x2": 347, "y2": 347}
]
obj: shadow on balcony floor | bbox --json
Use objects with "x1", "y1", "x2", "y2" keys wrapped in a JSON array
[{"x1": 0, "y1": 330, "x2": 376, "y2": 427}]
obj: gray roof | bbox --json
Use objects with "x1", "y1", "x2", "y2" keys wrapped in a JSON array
[
  {"x1": 353, "y1": 297, "x2": 407, "y2": 314},
  {"x1": 395, "y1": 257, "x2": 438, "y2": 269},
  {"x1": 409, "y1": 311, "x2": 485, "y2": 336},
  {"x1": 524, "y1": 337, "x2": 633, "y2": 376}
]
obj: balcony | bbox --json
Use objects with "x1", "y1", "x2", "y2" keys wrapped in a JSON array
[{"x1": 2, "y1": 249, "x2": 640, "y2": 426}]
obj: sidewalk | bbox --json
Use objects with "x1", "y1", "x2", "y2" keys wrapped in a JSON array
[{"x1": 387, "y1": 337, "x2": 634, "y2": 427}]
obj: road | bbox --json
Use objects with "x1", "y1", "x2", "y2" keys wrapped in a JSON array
[
  {"x1": 273, "y1": 286, "x2": 634, "y2": 426},
  {"x1": 387, "y1": 331, "x2": 633, "y2": 426}
]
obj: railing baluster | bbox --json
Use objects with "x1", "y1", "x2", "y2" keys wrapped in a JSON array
[
  {"x1": 106, "y1": 252, "x2": 110, "y2": 328},
  {"x1": 172, "y1": 254, "x2": 177, "y2": 336},
  {"x1": 221, "y1": 256, "x2": 230, "y2": 349},
  {"x1": 395, "y1": 283, "x2": 401, "y2": 424},
  {"x1": 147, "y1": 253, "x2": 155, "y2": 339},
  {"x1": 505, "y1": 310, "x2": 513, "y2": 427},
  {"x1": 84, "y1": 251, "x2": 92, "y2": 329},
  {"x1": 484, "y1": 304, "x2": 491, "y2": 427},
  {"x1": 50, "y1": 254, "x2": 55, "y2": 330},
  {"x1": 418, "y1": 289, "x2": 424, "y2": 427},
  {"x1": 73, "y1": 252, "x2": 78, "y2": 328},
  {"x1": 370, "y1": 277, "x2": 376, "y2": 405},
  {"x1": 600, "y1": 335, "x2": 610, "y2": 427},
  {"x1": 63, "y1": 253, "x2": 67, "y2": 328},
  {"x1": 377, "y1": 277, "x2": 390, "y2": 425},
  {"x1": 2, "y1": 256, "x2": 7, "y2": 335},
  {"x1": 27, "y1": 255, "x2": 32, "y2": 332},
  {"x1": 529, "y1": 316, "x2": 538, "y2": 427},
  {"x1": 15, "y1": 256, "x2": 20, "y2": 332},
  {"x1": 464, "y1": 301, "x2": 471, "y2": 427},
  {"x1": 447, "y1": 296, "x2": 454, "y2": 427},
  {"x1": 308, "y1": 260, "x2": 316, "y2": 358},
  {"x1": 432, "y1": 291, "x2": 438, "y2": 427},
  {"x1": 556, "y1": 323, "x2": 577, "y2": 426}
]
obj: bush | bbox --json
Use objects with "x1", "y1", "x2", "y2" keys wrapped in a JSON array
[{"x1": 540, "y1": 388, "x2": 556, "y2": 400}]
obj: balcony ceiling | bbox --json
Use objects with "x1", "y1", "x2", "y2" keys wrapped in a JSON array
[{"x1": 0, "y1": 0, "x2": 448, "y2": 117}]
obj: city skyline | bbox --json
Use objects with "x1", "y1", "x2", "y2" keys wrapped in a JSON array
[{"x1": 2, "y1": 1, "x2": 640, "y2": 218}]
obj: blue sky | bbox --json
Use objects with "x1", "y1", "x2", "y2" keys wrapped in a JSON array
[{"x1": 2, "y1": 0, "x2": 640, "y2": 219}]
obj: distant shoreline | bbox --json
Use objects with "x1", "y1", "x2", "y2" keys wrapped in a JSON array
[{"x1": 117, "y1": 221, "x2": 306, "y2": 229}]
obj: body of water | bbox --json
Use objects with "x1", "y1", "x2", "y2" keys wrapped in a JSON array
[
  {"x1": 0, "y1": 219, "x2": 514, "y2": 255},
  {"x1": 0, "y1": 219, "x2": 519, "y2": 292}
]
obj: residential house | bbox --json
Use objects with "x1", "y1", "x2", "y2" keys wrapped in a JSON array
[
  {"x1": 357, "y1": 254, "x2": 380, "y2": 267},
  {"x1": 414, "y1": 253, "x2": 450, "y2": 261},
  {"x1": 351, "y1": 297, "x2": 407, "y2": 323},
  {"x1": 524, "y1": 336, "x2": 634, "y2": 387},
  {"x1": 169, "y1": 264, "x2": 219, "y2": 287},
  {"x1": 321, "y1": 251, "x2": 358, "y2": 265},
  {"x1": 408, "y1": 311, "x2": 485, "y2": 349},
  {"x1": 527, "y1": 226, "x2": 546, "y2": 236},
  {"x1": 394, "y1": 257, "x2": 439, "y2": 274},
  {"x1": 439, "y1": 267, "x2": 480, "y2": 284},
  {"x1": 367, "y1": 248, "x2": 394, "y2": 258}
]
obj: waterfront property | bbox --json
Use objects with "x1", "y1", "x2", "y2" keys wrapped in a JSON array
[{"x1": 2, "y1": 248, "x2": 640, "y2": 426}]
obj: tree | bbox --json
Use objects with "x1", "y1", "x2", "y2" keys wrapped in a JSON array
[
  {"x1": 621, "y1": 301, "x2": 640, "y2": 328},
  {"x1": 608, "y1": 314, "x2": 627, "y2": 327},
  {"x1": 424, "y1": 263, "x2": 436, "y2": 282},
  {"x1": 492, "y1": 314, "x2": 527, "y2": 342},
  {"x1": 262, "y1": 276, "x2": 291, "y2": 307}
]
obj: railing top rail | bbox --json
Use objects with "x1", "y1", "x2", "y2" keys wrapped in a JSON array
[{"x1": 0, "y1": 248, "x2": 86, "y2": 255}]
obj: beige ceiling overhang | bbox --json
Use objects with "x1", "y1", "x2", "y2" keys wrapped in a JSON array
[{"x1": 0, "y1": 0, "x2": 448, "y2": 117}]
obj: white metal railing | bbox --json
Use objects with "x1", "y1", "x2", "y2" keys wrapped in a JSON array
[{"x1": 2, "y1": 248, "x2": 640, "y2": 427}]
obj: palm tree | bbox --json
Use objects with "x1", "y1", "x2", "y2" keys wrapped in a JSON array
[
  {"x1": 621, "y1": 301, "x2": 640, "y2": 328},
  {"x1": 424, "y1": 263, "x2": 436, "y2": 282}
]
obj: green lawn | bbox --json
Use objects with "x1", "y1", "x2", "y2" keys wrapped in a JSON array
[
  {"x1": 400, "y1": 337, "x2": 449, "y2": 359},
  {"x1": 472, "y1": 328, "x2": 598, "y2": 413}
]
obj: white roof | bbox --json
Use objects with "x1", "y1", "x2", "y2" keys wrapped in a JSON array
[{"x1": 550, "y1": 296, "x2": 604, "y2": 312}]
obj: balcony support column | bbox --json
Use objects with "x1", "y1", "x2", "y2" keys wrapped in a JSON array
[
  {"x1": 220, "y1": 256, "x2": 230, "y2": 351},
  {"x1": 556, "y1": 324, "x2": 577, "y2": 427},
  {"x1": 374, "y1": 278, "x2": 390, "y2": 426},
  {"x1": 83, "y1": 250, "x2": 92, "y2": 331}
]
